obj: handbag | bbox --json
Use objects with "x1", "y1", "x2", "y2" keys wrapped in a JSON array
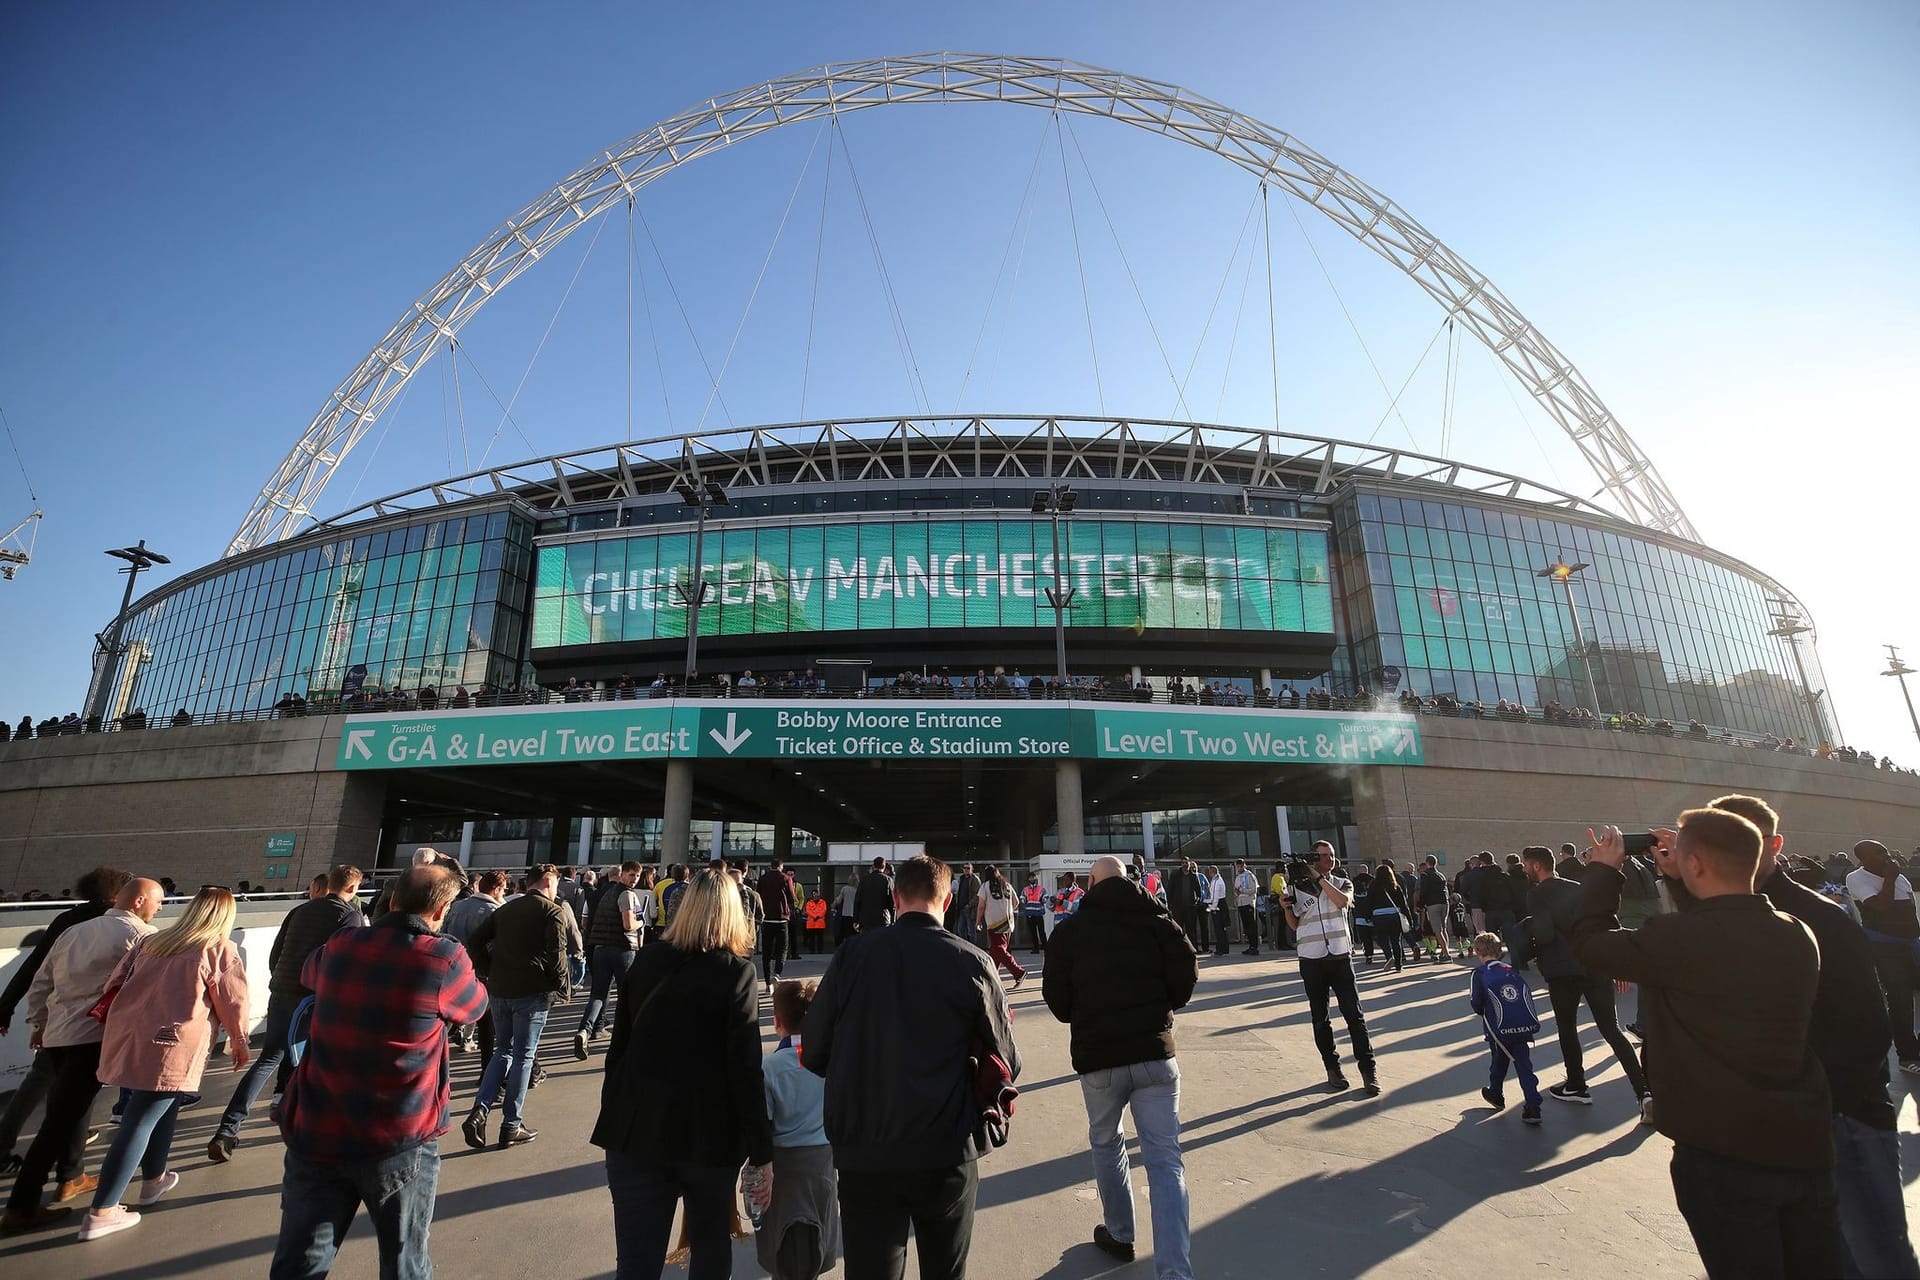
[{"x1": 88, "y1": 943, "x2": 142, "y2": 1024}]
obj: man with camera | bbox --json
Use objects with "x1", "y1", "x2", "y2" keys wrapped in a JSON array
[{"x1": 1281, "y1": 841, "x2": 1378, "y2": 1095}]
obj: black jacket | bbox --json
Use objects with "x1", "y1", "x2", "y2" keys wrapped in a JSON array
[
  {"x1": 1042, "y1": 877, "x2": 1198, "y2": 1073},
  {"x1": 853, "y1": 869, "x2": 893, "y2": 931},
  {"x1": 590, "y1": 944, "x2": 772, "y2": 1168},
  {"x1": 468, "y1": 893, "x2": 582, "y2": 1000},
  {"x1": 1524, "y1": 876, "x2": 1583, "y2": 981},
  {"x1": 0, "y1": 901, "x2": 105, "y2": 1028},
  {"x1": 1572, "y1": 864, "x2": 1831, "y2": 1170},
  {"x1": 269, "y1": 895, "x2": 367, "y2": 995},
  {"x1": 1475, "y1": 866, "x2": 1520, "y2": 914},
  {"x1": 1164, "y1": 869, "x2": 1201, "y2": 914},
  {"x1": 802, "y1": 913, "x2": 1019, "y2": 1172}
]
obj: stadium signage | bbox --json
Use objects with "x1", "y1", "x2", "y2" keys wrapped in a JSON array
[{"x1": 336, "y1": 700, "x2": 1422, "y2": 769}]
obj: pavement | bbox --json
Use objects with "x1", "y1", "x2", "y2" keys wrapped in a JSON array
[{"x1": 5, "y1": 939, "x2": 1917, "y2": 1279}]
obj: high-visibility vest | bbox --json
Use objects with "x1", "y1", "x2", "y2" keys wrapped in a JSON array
[
  {"x1": 803, "y1": 899, "x2": 828, "y2": 930},
  {"x1": 1022, "y1": 884, "x2": 1046, "y2": 915}
]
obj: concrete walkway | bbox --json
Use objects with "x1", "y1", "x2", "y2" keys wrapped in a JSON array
[{"x1": 5, "y1": 944, "x2": 1915, "y2": 1278}]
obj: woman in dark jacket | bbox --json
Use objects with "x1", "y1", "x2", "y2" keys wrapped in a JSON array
[
  {"x1": 592, "y1": 868, "x2": 772, "y2": 1280},
  {"x1": 1366, "y1": 862, "x2": 1413, "y2": 972}
]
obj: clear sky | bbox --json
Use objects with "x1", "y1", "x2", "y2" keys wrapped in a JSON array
[{"x1": 2, "y1": 1, "x2": 1916, "y2": 760}]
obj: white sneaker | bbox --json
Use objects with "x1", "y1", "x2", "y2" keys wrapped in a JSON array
[
  {"x1": 138, "y1": 1171, "x2": 179, "y2": 1205},
  {"x1": 1638, "y1": 1094, "x2": 1656, "y2": 1126},
  {"x1": 79, "y1": 1207, "x2": 142, "y2": 1241}
]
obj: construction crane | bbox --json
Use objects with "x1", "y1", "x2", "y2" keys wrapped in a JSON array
[{"x1": 0, "y1": 508, "x2": 37, "y2": 580}]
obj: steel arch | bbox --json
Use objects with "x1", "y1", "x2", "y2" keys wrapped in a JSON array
[{"x1": 230, "y1": 52, "x2": 1697, "y2": 555}]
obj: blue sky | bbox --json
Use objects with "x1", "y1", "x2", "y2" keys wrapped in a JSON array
[{"x1": 2, "y1": 0, "x2": 1916, "y2": 758}]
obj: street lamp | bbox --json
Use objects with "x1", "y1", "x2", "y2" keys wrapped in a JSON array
[
  {"x1": 1883, "y1": 645, "x2": 1920, "y2": 752},
  {"x1": 1031, "y1": 485, "x2": 1077, "y2": 686},
  {"x1": 1536, "y1": 558, "x2": 1602, "y2": 714},
  {"x1": 87, "y1": 539, "x2": 171, "y2": 722},
  {"x1": 673, "y1": 479, "x2": 728, "y2": 687},
  {"x1": 1767, "y1": 604, "x2": 1829, "y2": 745}
]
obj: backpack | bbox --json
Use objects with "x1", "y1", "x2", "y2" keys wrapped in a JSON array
[{"x1": 1475, "y1": 962, "x2": 1540, "y2": 1037}]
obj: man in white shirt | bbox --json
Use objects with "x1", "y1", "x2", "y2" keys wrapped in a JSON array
[
  {"x1": 1281, "y1": 842, "x2": 1379, "y2": 1095},
  {"x1": 1233, "y1": 860, "x2": 1261, "y2": 956},
  {"x1": 1845, "y1": 841, "x2": 1920, "y2": 1071},
  {"x1": 1204, "y1": 866, "x2": 1230, "y2": 957},
  {"x1": 4, "y1": 878, "x2": 162, "y2": 1232}
]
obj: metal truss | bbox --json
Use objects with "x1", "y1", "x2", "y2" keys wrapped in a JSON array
[
  {"x1": 309, "y1": 415, "x2": 1615, "y2": 530},
  {"x1": 0, "y1": 508, "x2": 40, "y2": 580},
  {"x1": 230, "y1": 53, "x2": 1697, "y2": 556}
]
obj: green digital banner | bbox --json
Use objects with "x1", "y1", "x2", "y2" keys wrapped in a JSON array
[
  {"x1": 336, "y1": 700, "x2": 1421, "y2": 769},
  {"x1": 532, "y1": 517, "x2": 1334, "y2": 648}
]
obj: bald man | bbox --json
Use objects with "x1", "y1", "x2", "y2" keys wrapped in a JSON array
[{"x1": 1043, "y1": 856, "x2": 1199, "y2": 1275}]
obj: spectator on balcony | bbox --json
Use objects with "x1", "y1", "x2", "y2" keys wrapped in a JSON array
[{"x1": 170, "y1": 709, "x2": 192, "y2": 728}]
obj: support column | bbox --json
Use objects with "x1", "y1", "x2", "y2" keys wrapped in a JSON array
[
  {"x1": 1141, "y1": 810, "x2": 1156, "y2": 863},
  {"x1": 1055, "y1": 759, "x2": 1086, "y2": 862},
  {"x1": 458, "y1": 820, "x2": 475, "y2": 865},
  {"x1": 1275, "y1": 805, "x2": 1293, "y2": 861},
  {"x1": 1259, "y1": 667, "x2": 1272, "y2": 692},
  {"x1": 773, "y1": 806, "x2": 793, "y2": 861},
  {"x1": 575, "y1": 815, "x2": 595, "y2": 867},
  {"x1": 661, "y1": 759, "x2": 694, "y2": 865},
  {"x1": 1256, "y1": 802, "x2": 1283, "y2": 863},
  {"x1": 711, "y1": 820, "x2": 726, "y2": 864},
  {"x1": 545, "y1": 816, "x2": 570, "y2": 865},
  {"x1": 1129, "y1": 664, "x2": 1143, "y2": 685}
]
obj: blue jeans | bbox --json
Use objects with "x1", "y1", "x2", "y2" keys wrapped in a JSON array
[
  {"x1": 270, "y1": 1143, "x2": 441, "y2": 1280},
  {"x1": 220, "y1": 989, "x2": 299, "y2": 1136},
  {"x1": 1486, "y1": 1035, "x2": 1541, "y2": 1108},
  {"x1": 1833, "y1": 1114, "x2": 1920, "y2": 1279},
  {"x1": 475, "y1": 993, "x2": 552, "y2": 1129},
  {"x1": 91, "y1": 1089, "x2": 183, "y2": 1209},
  {"x1": 1080, "y1": 1058, "x2": 1192, "y2": 1280},
  {"x1": 605, "y1": 1149, "x2": 738, "y2": 1280},
  {"x1": 578, "y1": 948, "x2": 635, "y2": 1037}
]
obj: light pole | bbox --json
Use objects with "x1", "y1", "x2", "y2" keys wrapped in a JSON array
[
  {"x1": 1031, "y1": 485, "x2": 1078, "y2": 686},
  {"x1": 1884, "y1": 645, "x2": 1920, "y2": 752},
  {"x1": 673, "y1": 479, "x2": 728, "y2": 687},
  {"x1": 1767, "y1": 604, "x2": 1829, "y2": 745},
  {"x1": 87, "y1": 539, "x2": 171, "y2": 723},
  {"x1": 1536, "y1": 559, "x2": 1602, "y2": 714}
]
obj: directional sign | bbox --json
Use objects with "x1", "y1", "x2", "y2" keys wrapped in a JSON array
[{"x1": 335, "y1": 700, "x2": 1421, "y2": 769}]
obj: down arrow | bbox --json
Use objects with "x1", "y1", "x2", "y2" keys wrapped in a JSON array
[{"x1": 708, "y1": 712, "x2": 752, "y2": 754}]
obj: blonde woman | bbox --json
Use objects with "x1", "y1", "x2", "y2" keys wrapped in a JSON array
[
  {"x1": 591, "y1": 869, "x2": 773, "y2": 1280},
  {"x1": 81, "y1": 887, "x2": 250, "y2": 1242}
]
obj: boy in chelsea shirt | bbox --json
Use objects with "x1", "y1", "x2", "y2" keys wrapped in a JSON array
[{"x1": 1470, "y1": 932, "x2": 1543, "y2": 1125}]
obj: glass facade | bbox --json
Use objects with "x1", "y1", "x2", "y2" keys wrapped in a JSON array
[
  {"x1": 111, "y1": 508, "x2": 535, "y2": 717},
  {"x1": 1332, "y1": 487, "x2": 1829, "y2": 741},
  {"x1": 533, "y1": 516, "x2": 1334, "y2": 647}
]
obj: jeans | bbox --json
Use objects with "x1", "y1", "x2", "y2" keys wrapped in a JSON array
[
  {"x1": 1486, "y1": 1035, "x2": 1540, "y2": 1108},
  {"x1": 0, "y1": 1049, "x2": 86, "y2": 1181},
  {"x1": 578, "y1": 948, "x2": 636, "y2": 1038},
  {"x1": 1080, "y1": 1058, "x2": 1192, "y2": 1280},
  {"x1": 1545, "y1": 974, "x2": 1648, "y2": 1096},
  {"x1": 91, "y1": 1089, "x2": 184, "y2": 1209},
  {"x1": 270, "y1": 1142, "x2": 441, "y2": 1280},
  {"x1": 838, "y1": 1162, "x2": 977, "y2": 1280},
  {"x1": 221, "y1": 989, "x2": 300, "y2": 1136},
  {"x1": 1832, "y1": 1114, "x2": 1920, "y2": 1279},
  {"x1": 1868, "y1": 942, "x2": 1920, "y2": 1059},
  {"x1": 761, "y1": 920, "x2": 788, "y2": 983},
  {"x1": 5, "y1": 1041, "x2": 103, "y2": 1214},
  {"x1": 984, "y1": 926, "x2": 1025, "y2": 981},
  {"x1": 1236, "y1": 905, "x2": 1259, "y2": 953},
  {"x1": 1670, "y1": 1143, "x2": 1846, "y2": 1279},
  {"x1": 475, "y1": 993, "x2": 553, "y2": 1129},
  {"x1": 604, "y1": 1150, "x2": 738, "y2": 1280},
  {"x1": 1298, "y1": 953, "x2": 1375, "y2": 1077}
]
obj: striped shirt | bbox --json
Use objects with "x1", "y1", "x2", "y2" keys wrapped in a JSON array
[{"x1": 1289, "y1": 878, "x2": 1354, "y2": 959}]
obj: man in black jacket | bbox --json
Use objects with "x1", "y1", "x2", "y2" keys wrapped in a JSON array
[
  {"x1": 1164, "y1": 859, "x2": 1204, "y2": 952},
  {"x1": 1043, "y1": 856, "x2": 1199, "y2": 1276},
  {"x1": 1572, "y1": 810, "x2": 1843, "y2": 1279},
  {"x1": 803, "y1": 854, "x2": 1019, "y2": 1280},
  {"x1": 853, "y1": 855, "x2": 894, "y2": 933},
  {"x1": 1521, "y1": 846, "x2": 1648, "y2": 1112},
  {"x1": 210, "y1": 863, "x2": 366, "y2": 1162}
]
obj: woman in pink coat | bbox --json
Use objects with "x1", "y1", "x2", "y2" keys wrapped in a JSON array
[{"x1": 80, "y1": 887, "x2": 250, "y2": 1242}]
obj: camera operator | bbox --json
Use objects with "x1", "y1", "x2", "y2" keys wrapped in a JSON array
[{"x1": 1280, "y1": 841, "x2": 1378, "y2": 1095}]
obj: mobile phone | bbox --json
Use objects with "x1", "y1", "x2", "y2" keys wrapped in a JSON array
[{"x1": 1621, "y1": 832, "x2": 1656, "y2": 855}]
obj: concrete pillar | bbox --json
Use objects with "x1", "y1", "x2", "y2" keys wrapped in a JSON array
[
  {"x1": 1256, "y1": 803, "x2": 1282, "y2": 863},
  {"x1": 546, "y1": 815, "x2": 570, "y2": 865},
  {"x1": 1141, "y1": 810, "x2": 1156, "y2": 862},
  {"x1": 661, "y1": 759, "x2": 694, "y2": 864},
  {"x1": 575, "y1": 815, "x2": 595, "y2": 867},
  {"x1": 1055, "y1": 759, "x2": 1086, "y2": 862},
  {"x1": 1130, "y1": 664, "x2": 1143, "y2": 685},
  {"x1": 1275, "y1": 805, "x2": 1293, "y2": 860},
  {"x1": 1259, "y1": 667, "x2": 1272, "y2": 692},
  {"x1": 458, "y1": 820, "x2": 475, "y2": 864},
  {"x1": 1022, "y1": 789, "x2": 1047, "y2": 864},
  {"x1": 711, "y1": 820, "x2": 726, "y2": 864}
]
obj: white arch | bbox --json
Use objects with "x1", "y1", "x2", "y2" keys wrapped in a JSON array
[{"x1": 230, "y1": 52, "x2": 1697, "y2": 555}]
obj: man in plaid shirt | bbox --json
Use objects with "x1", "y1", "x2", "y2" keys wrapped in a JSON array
[{"x1": 270, "y1": 863, "x2": 488, "y2": 1280}]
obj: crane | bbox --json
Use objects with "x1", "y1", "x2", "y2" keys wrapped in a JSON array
[{"x1": 0, "y1": 508, "x2": 37, "y2": 580}]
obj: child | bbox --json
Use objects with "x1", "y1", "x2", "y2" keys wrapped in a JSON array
[
  {"x1": 1469, "y1": 932, "x2": 1543, "y2": 1124},
  {"x1": 757, "y1": 980, "x2": 841, "y2": 1280}
]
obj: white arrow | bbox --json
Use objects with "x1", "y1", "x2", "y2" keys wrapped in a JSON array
[
  {"x1": 345, "y1": 729, "x2": 375, "y2": 761},
  {"x1": 708, "y1": 712, "x2": 752, "y2": 754}
]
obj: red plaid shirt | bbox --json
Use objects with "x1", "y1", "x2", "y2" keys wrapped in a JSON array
[{"x1": 277, "y1": 912, "x2": 489, "y2": 1162}]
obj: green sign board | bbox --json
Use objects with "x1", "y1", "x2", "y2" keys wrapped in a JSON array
[
  {"x1": 337, "y1": 700, "x2": 1422, "y2": 770},
  {"x1": 265, "y1": 833, "x2": 298, "y2": 858}
]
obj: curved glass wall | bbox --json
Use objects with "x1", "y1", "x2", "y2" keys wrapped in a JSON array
[
  {"x1": 110, "y1": 508, "x2": 536, "y2": 718},
  {"x1": 1332, "y1": 488, "x2": 1830, "y2": 741}
]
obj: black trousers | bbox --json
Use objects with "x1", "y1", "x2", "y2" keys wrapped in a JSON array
[
  {"x1": 1211, "y1": 906, "x2": 1231, "y2": 953},
  {"x1": 1546, "y1": 974, "x2": 1648, "y2": 1095},
  {"x1": 1237, "y1": 904, "x2": 1260, "y2": 953},
  {"x1": 1868, "y1": 942, "x2": 1920, "y2": 1060},
  {"x1": 1299, "y1": 953, "x2": 1375, "y2": 1077},
  {"x1": 838, "y1": 1162, "x2": 977, "y2": 1280},
  {"x1": 761, "y1": 920, "x2": 788, "y2": 983},
  {"x1": 0, "y1": 1049, "x2": 87, "y2": 1181},
  {"x1": 5, "y1": 1041, "x2": 102, "y2": 1214},
  {"x1": 1670, "y1": 1143, "x2": 1846, "y2": 1279},
  {"x1": 1025, "y1": 915, "x2": 1046, "y2": 953},
  {"x1": 1190, "y1": 905, "x2": 1210, "y2": 950}
]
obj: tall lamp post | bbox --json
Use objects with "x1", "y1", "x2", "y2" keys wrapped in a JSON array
[
  {"x1": 1031, "y1": 484, "x2": 1078, "y2": 686},
  {"x1": 1884, "y1": 645, "x2": 1920, "y2": 752},
  {"x1": 1536, "y1": 559, "x2": 1602, "y2": 714},
  {"x1": 1767, "y1": 605, "x2": 1829, "y2": 746},
  {"x1": 87, "y1": 539, "x2": 171, "y2": 723},
  {"x1": 673, "y1": 479, "x2": 729, "y2": 687}
]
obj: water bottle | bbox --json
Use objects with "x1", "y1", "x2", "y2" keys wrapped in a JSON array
[{"x1": 742, "y1": 1167, "x2": 764, "y2": 1228}]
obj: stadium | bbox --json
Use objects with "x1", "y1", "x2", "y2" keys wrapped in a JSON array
[{"x1": 5, "y1": 55, "x2": 1913, "y2": 889}]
